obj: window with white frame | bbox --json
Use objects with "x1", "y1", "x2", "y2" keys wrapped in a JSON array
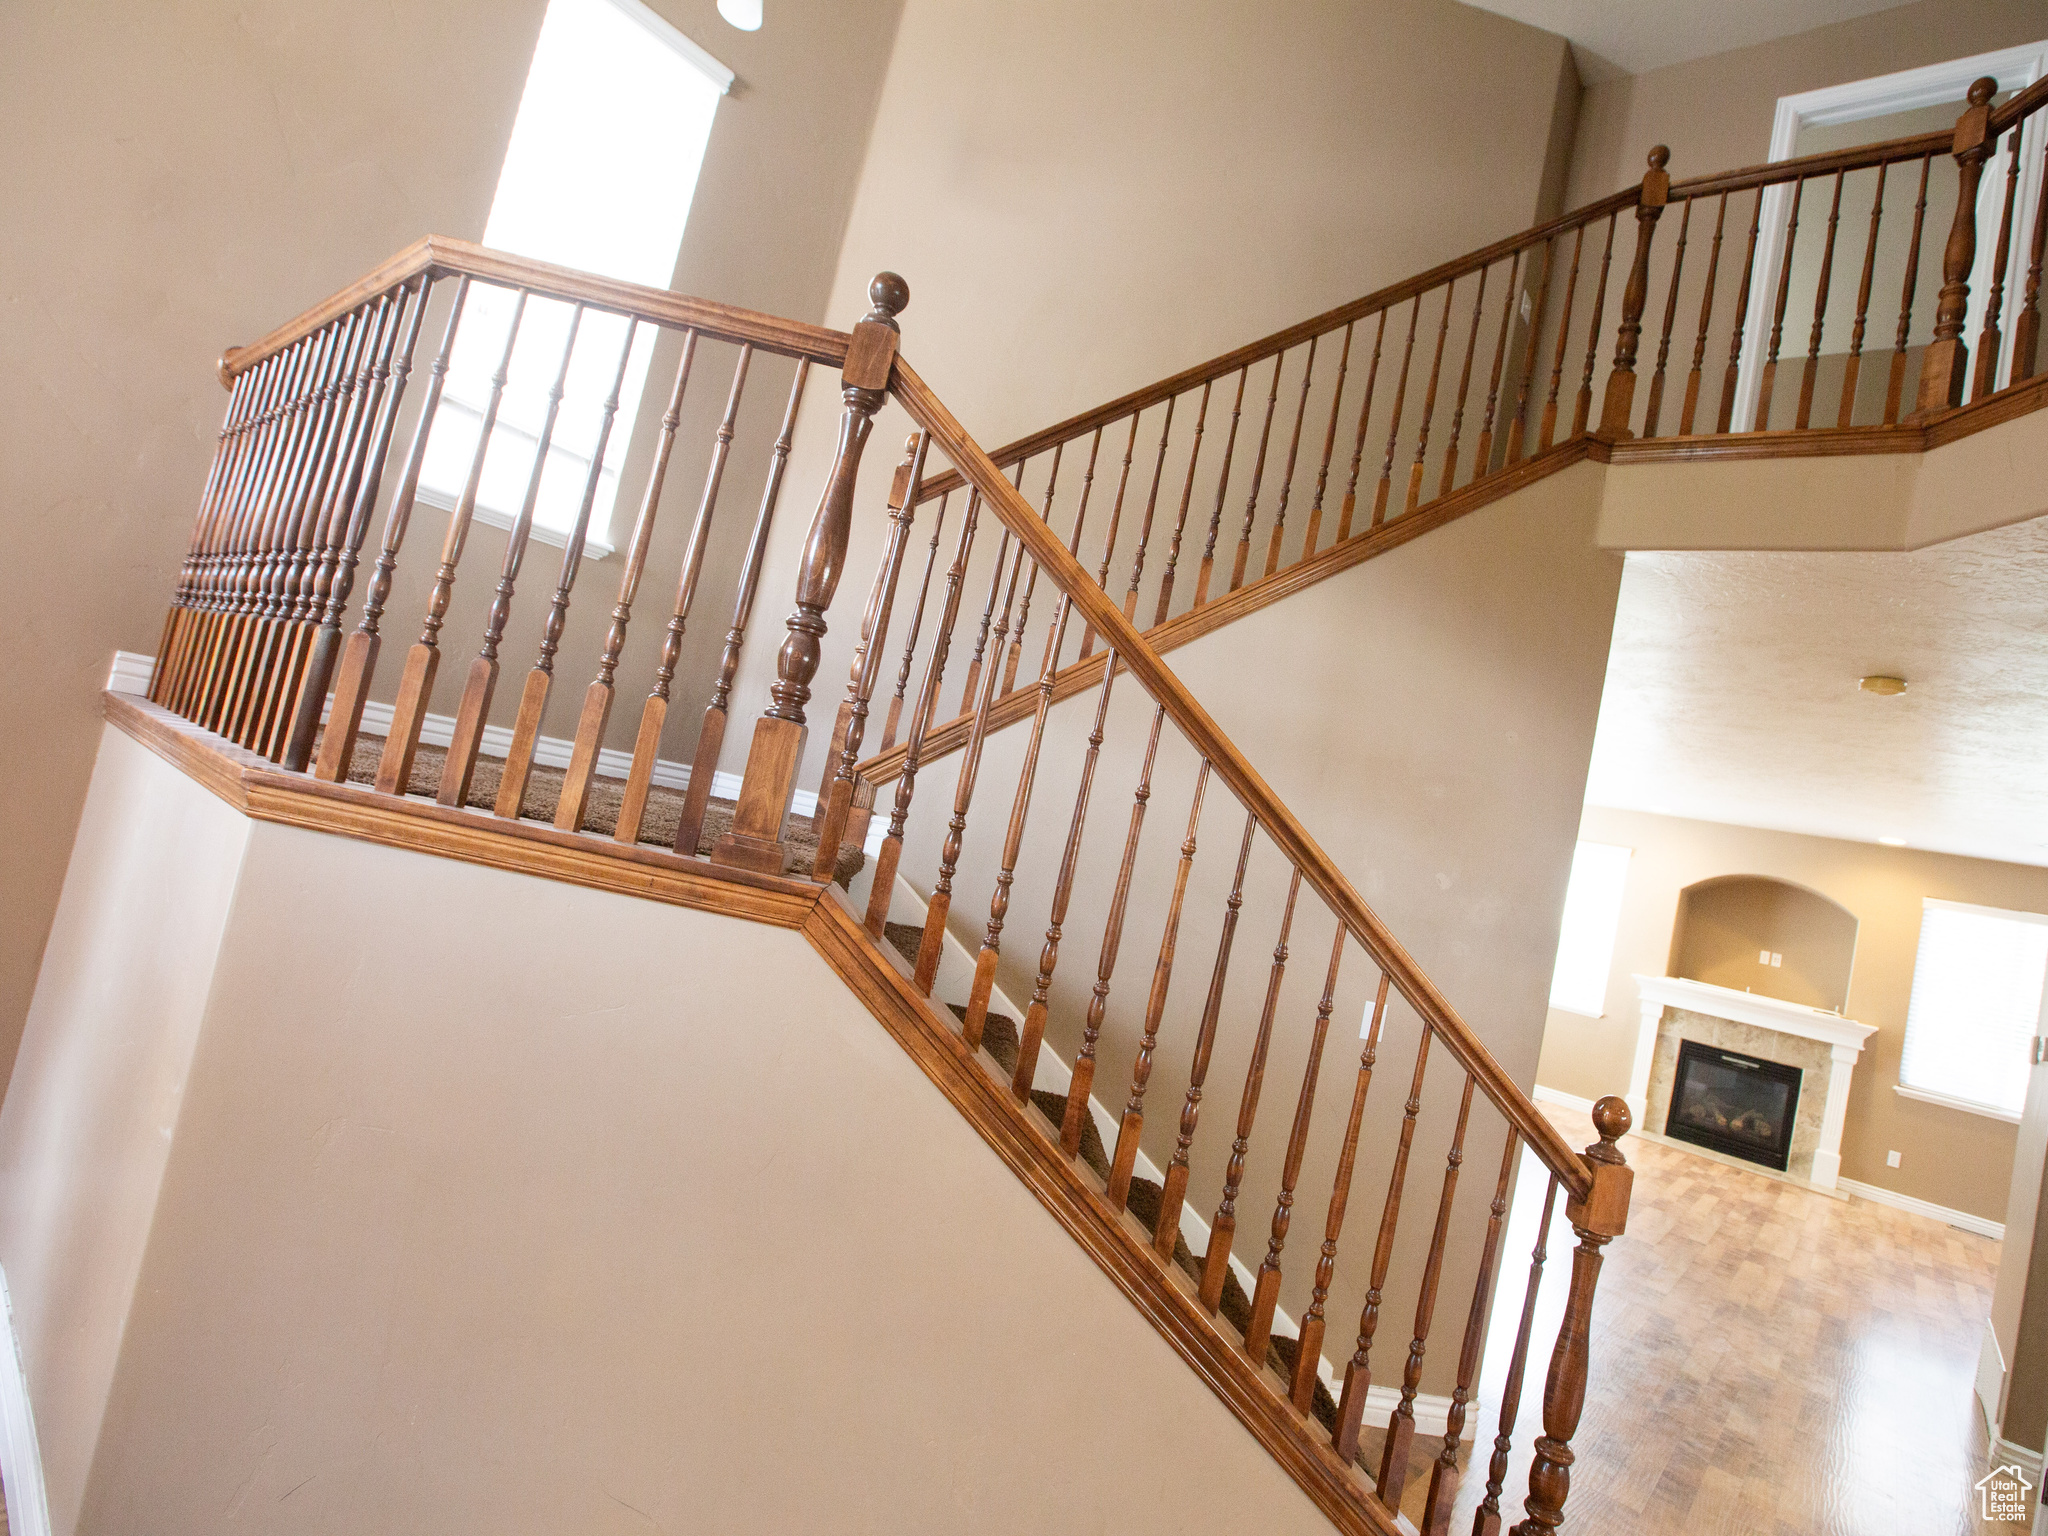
[
  {"x1": 1548, "y1": 841, "x2": 1632, "y2": 1017},
  {"x1": 1898, "y1": 899, "x2": 2048, "y2": 1121},
  {"x1": 420, "y1": 0, "x2": 730, "y2": 552}
]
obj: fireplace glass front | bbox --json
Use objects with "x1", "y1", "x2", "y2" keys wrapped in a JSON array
[{"x1": 1666, "y1": 1038, "x2": 1802, "y2": 1172}]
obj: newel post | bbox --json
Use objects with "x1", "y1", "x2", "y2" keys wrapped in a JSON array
[
  {"x1": 712, "y1": 272, "x2": 908, "y2": 875},
  {"x1": 1598, "y1": 147, "x2": 1670, "y2": 438},
  {"x1": 1916, "y1": 77, "x2": 1998, "y2": 415},
  {"x1": 1513, "y1": 1095, "x2": 1632, "y2": 1536}
]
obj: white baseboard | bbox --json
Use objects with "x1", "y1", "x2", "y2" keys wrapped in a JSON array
[
  {"x1": 1837, "y1": 1178, "x2": 2005, "y2": 1240},
  {"x1": 108, "y1": 652, "x2": 822, "y2": 821},
  {"x1": 0, "y1": 1269, "x2": 52, "y2": 1536},
  {"x1": 1533, "y1": 1085, "x2": 1598, "y2": 1116},
  {"x1": 1994, "y1": 1434, "x2": 2045, "y2": 1481}
]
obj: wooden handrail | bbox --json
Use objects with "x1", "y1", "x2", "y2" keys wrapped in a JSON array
[
  {"x1": 1666, "y1": 131, "x2": 1953, "y2": 201},
  {"x1": 220, "y1": 237, "x2": 853, "y2": 384},
  {"x1": 911, "y1": 188, "x2": 1641, "y2": 505},
  {"x1": 888, "y1": 358, "x2": 1595, "y2": 1199}
]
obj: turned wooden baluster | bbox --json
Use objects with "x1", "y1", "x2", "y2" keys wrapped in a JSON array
[
  {"x1": 1679, "y1": 195, "x2": 1728, "y2": 435},
  {"x1": 1421, "y1": 1126, "x2": 1519, "y2": 1536},
  {"x1": 1886, "y1": 155, "x2": 1934, "y2": 424},
  {"x1": 1598, "y1": 148, "x2": 1670, "y2": 437},
  {"x1": 1838, "y1": 164, "x2": 1888, "y2": 427},
  {"x1": 1917, "y1": 77, "x2": 1998, "y2": 415},
  {"x1": 495, "y1": 320, "x2": 639, "y2": 819},
  {"x1": 1973, "y1": 129, "x2": 2025, "y2": 402},
  {"x1": 1796, "y1": 169, "x2": 1847, "y2": 430},
  {"x1": 1197, "y1": 868, "x2": 1301, "y2": 1314},
  {"x1": 1515, "y1": 1096, "x2": 1633, "y2": 1536},
  {"x1": 1242, "y1": 925, "x2": 1345, "y2": 1361},
  {"x1": 1290, "y1": 969, "x2": 1395, "y2": 1408},
  {"x1": 1003, "y1": 465, "x2": 1060, "y2": 692},
  {"x1": 1303, "y1": 325, "x2": 1352, "y2": 556},
  {"x1": 1154, "y1": 383, "x2": 1209, "y2": 622},
  {"x1": 438, "y1": 304, "x2": 587, "y2": 810},
  {"x1": 1079, "y1": 415, "x2": 1140, "y2": 656},
  {"x1": 1230, "y1": 355, "x2": 1285, "y2": 590},
  {"x1": 877, "y1": 490, "x2": 949, "y2": 754},
  {"x1": 1122, "y1": 397, "x2": 1177, "y2": 619},
  {"x1": 1570, "y1": 214, "x2": 1618, "y2": 437},
  {"x1": 285, "y1": 277, "x2": 431, "y2": 771},
  {"x1": 1472, "y1": 251, "x2": 1521, "y2": 474},
  {"x1": 1194, "y1": 369, "x2": 1247, "y2": 605},
  {"x1": 962, "y1": 534, "x2": 1025, "y2": 722},
  {"x1": 1373, "y1": 298, "x2": 1421, "y2": 524},
  {"x1": 669, "y1": 358, "x2": 810, "y2": 854},
  {"x1": 863, "y1": 490, "x2": 983, "y2": 936},
  {"x1": 956, "y1": 465, "x2": 1026, "y2": 709},
  {"x1": 1538, "y1": 226, "x2": 1585, "y2": 451},
  {"x1": 152, "y1": 362, "x2": 253, "y2": 707},
  {"x1": 1107, "y1": 760, "x2": 1211, "y2": 1209},
  {"x1": 1640, "y1": 198, "x2": 1690, "y2": 438},
  {"x1": 1333, "y1": 1024, "x2": 1432, "y2": 1463},
  {"x1": 1716, "y1": 190, "x2": 1765, "y2": 432},
  {"x1": 1012, "y1": 647, "x2": 1117, "y2": 1102},
  {"x1": 1440, "y1": 268, "x2": 1489, "y2": 496},
  {"x1": 619, "y1": 340, "x2": 754, "y2": 839},
  {"x1": 554, "y1": 332, "x2": 700, "y2": 832},
  {"x1": 1473, "y1": 1176, "x2": 1558, "y2": 1536},
  {"x1": 2016, "y1": 137, "x2": 2048, "y2": 380},
  {"x1": 1405, "y1": 282, "x2": 1455, "y2": 512},
  {"x1": 713, "y1": 273, "x2": 905, "y2": 874},
  {"x1": 954, "y1": 592, "x2": 1073, "y2": 980},
  {"x1": 1756, "y1": 177, "x2": 1806, "y2": 429},
  {"x1": 813, "y1": 433, "x2": 930, "y2": 876},
  {"x1": 376, "y1": 289, "x2": 530, "y2": 796},
  {"x1": 316, "y1": 277, "x2": 470, "y2": 782},
  {"x1": 1154, "y1": 810, "x2": 1256, "y2": 1255},
  {"x1": 1377, "y1": 1073, "x2": 1476, "y2": 1507},
  {"x1": 1338, "y1": 310, "x2": 1387, "y2": 539},
  {"x1": 1061, "y1": 706, "x2": 1165, "y2": 1155},
  {"x1": 911, "y1": 526, "x2": 1017, "y2": 1005},
  {"x1": 1504, "y1": 240, "x2": 1552, "y2": 462},
  {"x1": 1265, "y1": 338, "x2": 1316, "y2": 575}
]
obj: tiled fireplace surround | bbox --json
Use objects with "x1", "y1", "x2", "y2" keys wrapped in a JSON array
[{"x1": 1628, "y1": 975, "x2": 1878, "y2": 1190}]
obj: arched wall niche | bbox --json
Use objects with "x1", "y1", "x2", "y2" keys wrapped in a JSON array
[{"x1": 1668, "y1": 874, "x2": 1860, "y2": 1012}]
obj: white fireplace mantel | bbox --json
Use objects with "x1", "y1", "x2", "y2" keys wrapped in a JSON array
[{"x1": 1629, "y1": 975, "x2": 1879, "y2": 1190}]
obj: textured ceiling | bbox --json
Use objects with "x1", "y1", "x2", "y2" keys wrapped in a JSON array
[
  {"x1": 1585, "y1": 516, "x2": 2048, "y2": 866},
  {"x1": 1459, "y1": 0, "x2": 1922, "y2": 81}
]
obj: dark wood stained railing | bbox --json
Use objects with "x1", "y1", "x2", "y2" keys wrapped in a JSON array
[{"x1": 147, "y1": 74, "x2": 2048, "y2": 1534}]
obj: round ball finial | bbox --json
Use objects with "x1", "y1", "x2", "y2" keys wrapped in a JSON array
[
  {"x1": 1969, "y1": 76, "x2": 1997, "y2": 107},
  {"x1": 1647, "y1": 145, "x2": 1670, "y2": 171},
  {"x1": 1590, "y1": 1094, "x2": 1633, "y2": 1144},
  {"x1": 868, "y1": 271, "x2": 910, "y2": 322}
]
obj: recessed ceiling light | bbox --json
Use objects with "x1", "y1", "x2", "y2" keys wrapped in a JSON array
[
  {"x1": 1860, "y1": 675, "x2": 1908, "y2": 696},
  {"x1": 1878, "y1": 836, "x2": 1907, "y2": 847},
  {"x1": 718, "y1": 0, "x2": 762, "y2": 29}
]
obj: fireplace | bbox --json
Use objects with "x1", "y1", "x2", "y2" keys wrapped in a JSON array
[{"x1": 1666, "y1": 1038, "x2": 1803, "y2": 1172}]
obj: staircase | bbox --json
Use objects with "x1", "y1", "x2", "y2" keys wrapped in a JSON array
[{"x1": 127, "y1": 68, "x2": 2048, "y2": 1536}]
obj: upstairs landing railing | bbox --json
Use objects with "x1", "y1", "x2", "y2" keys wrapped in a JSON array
[{"x1": 148, "y1": 232, "x2": 1634, "y2": 1535}]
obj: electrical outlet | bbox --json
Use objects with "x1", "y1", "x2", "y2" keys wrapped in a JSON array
[
  {"x1": 1770, "y1": 953, "x2": 1782, "y2": 967},
  {"x1": 1758, "y1": 949, "x2": 1771, "y2": 964},
  {"x1": 1887, "y1": 1150, "x2": 1903, "y2": 1168}
]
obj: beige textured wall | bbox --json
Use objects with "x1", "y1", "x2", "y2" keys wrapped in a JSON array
[
  {"x1": 0, "y1": 0, "x2": 902, "y2": 1095},
  {"x1": 1537, "y1": 805, "x2": 2048, "y2": 1222},
  {"x1": 1669, "y1": 874, "x2": 1859, "y2": 1011},
  {"x1": 1563, "y1": 0, "x2": 2048, "y2": 207},
  {"x1": 19, "y1": 736, "x2": 1341, "y2": 1536},
  {"x1": 0, "y1": 726, "x2": 251, "y2": 1536}
]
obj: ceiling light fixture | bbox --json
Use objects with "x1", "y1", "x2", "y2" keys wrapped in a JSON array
[
  {"x1": 717, "y1": 0, "x2": 761, "y2": 29},
  {"x1": 1859, "y1": 675, "x2": 1908, "y2": 696}
]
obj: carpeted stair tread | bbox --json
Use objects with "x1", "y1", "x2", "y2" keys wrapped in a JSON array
[
  {"x1": 332, "y1": 733, "x2": 862, "y2": 886},
  {"x1": 1026, "y1": 1090, "x2": 1111, "y2": 1180},
  {"x1": 882, "y1": 922, "x2": 923, "y2": 967},
  {"x1": 945, "y1": 1003, "x2": 1021, "y2": 1077}
]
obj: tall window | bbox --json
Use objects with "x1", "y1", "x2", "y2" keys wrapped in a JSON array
[
  {"x1": 1548, "y1": 841, "x2": 1632, "y2": 1017},
  {"x1": 1898, "y1": 899, "x2": 2048, "y2": 1122},
  {"x1": 421, "y1": 0, "x2": 730, "y2": 552}
]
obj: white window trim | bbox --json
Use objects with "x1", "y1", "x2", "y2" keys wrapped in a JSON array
[
  {"x1": 1893, "y1": 1082, "x2": 2024, "y2": 1125},
  {"x1": 1732, "y1": 40, "x2": 2048, "y2": 430},
  {"x1": 1925, "y1": 896, "x2": 2048, "y2": 928},
  {"x1": 607, "y1": 0, "x2": 735, "y2": 92}
]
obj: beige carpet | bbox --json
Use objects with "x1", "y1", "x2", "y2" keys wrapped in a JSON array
[{"x1": 336, "y1": 734, "x2": 864, "y2": 886}]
